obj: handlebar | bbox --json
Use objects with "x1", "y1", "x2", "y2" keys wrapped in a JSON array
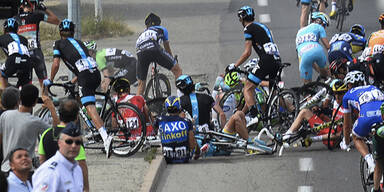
[{"x1": 46, "y1": 83, "x2": 77, "y2": 97}]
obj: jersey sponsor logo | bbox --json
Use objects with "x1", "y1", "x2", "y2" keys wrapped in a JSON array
[
  {"x1": 159, "y1": 121, "x2": 188, "y2": 141},
  {"x1": 18, "y1": 24, "x2": 37, "y2": 34},
  {"x1": 296, "y1": 33, "x2": 317, "y2": 45},
  {"x1": 330, "y1": 33, "x2": 352, "y2": 44}
]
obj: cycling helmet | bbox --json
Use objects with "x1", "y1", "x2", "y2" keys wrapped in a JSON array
[
  {"x1": 21, "y1": 0, "x2": 38, "y2": 7},
  {"x1": 311, "y1": 12, "x2": 329, "y2": 27},
  {"x1": 164, "y1": 96, "x2": 181, "y2": 113},
  {"x1": 350, "y1": 24, "x2": 365, "y2": 37},
  {"x1": 3, "y1": 18, "x2": 18, "y2": 33},
  {"x1": 224, "y1": 72, "x2": 240, "y2": 88},
  {"x1": 344, "y1": 70, "x2": 365, "y2": 84},
  {"x1": 84, "y1": 40, "x2": 97, "y2": 50},
  {"x1": 112, "y1": 78, "x2": 130, "y2": 94},
  {"x1": 329, "y1": 58, "x2": 348, "y2": 76},
  {"x1": 237, "y1": 6, "x2": 255, "y2": 21},
  {"x1": 331, "y1": 79, "x2": 348, "y2": 93},
  {"x1": 244, "y1": 58, "x2": 259, "y2": 72},
  {"x1": 145, "y1": 13, "x2": 161, "y2": 27},
  {"x1": 176, "y1": 75, "x2": 194, "y2": 94},
  {"x1": 59, "y1": 19, "x2": 75, "y2": 32},
  {"x1": 379, "y1": 13, "x2": 384, "y2": 25}
]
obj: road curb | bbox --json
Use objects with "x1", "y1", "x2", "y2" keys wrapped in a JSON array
[{"x1": 141, "y1": 152, "x2": 166, "y2": 192}]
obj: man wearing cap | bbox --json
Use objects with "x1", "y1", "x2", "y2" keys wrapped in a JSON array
[
  {"x1": 32, "y1": 122, "x2": 84, "y2": 192},
  {"x1": 38, "y1": 99, "x2": 89, "y2": 192}
]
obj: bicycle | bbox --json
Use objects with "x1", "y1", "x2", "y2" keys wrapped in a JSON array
[
  {"x1": 143, "y1": 60, "x2": 172, "y2": 101},
  {"x1": 334, "y1": 0, "x2": 350, "y2": 32},
  {"x1": 39, "y1": 76, "x2": 149, "y2": 157},
  {"x1": 296, "y1": 0, "x2": 327, "y2": 26}
]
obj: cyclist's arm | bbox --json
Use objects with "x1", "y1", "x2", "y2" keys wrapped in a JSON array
[
  {"x1": 234, "y1": 40, "x2": 252, "y2": 67},
  {"x1": 320, "y1": 37, "x2": 330, "y2": 50},
  {"x1": 42, "y1": 92, "x2": 59, "y2": 127},
  {"x1": 342, "y1": 112, "x2": 352, "y2": 145},
  {"x1": 188, "y1": 130, "x2": 200, "y2": 159},
  {"x1": 50, "y1": 57, "x2": 60, "y2": 82},
  {"x1": 44, "y1": 9, "x2": 60, "y2": 25},
  {"x1": 70, "y1": 76, "x2": 78, "y2": 84},
  {"x1": 143, "y1": 104, "x2": 154, "y2": 126},
  {"x1": 163, "y1": 40, "x2": 173, "y2": 57},
  {"x1": 212, "y1": 102, "x2": 226, "y2": 128}
]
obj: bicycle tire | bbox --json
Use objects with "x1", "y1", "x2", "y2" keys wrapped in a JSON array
[
  {"x1": 104, "y1": 103, "x2": 147, "y2": 157},
  {"x1": 360, "y1": 155, "x2": 373, "y2": 192},
  {"x1": 297, "y1": 81, "x2": 332, "y2": 109},
  {"x1": 36, "y1": 107, "x2": 58, "y2": 126},
  {"x1": 144, "y1": 73, "x2": 171, "y2": 100},
  {"x1": 327, "y1": 104, "x2": 343, "y2": 150},
  {"x1": 267, "y1": 89, "x2": 299, "y2": 134},
  {"x1": 336, "y1": 0, "x2": 346, "y2": 32}
]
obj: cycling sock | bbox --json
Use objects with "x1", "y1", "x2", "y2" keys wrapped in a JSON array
[
  {"x1": 331, "y1": 2, "x2": 336, "y2": 11},
  {"x1": 285, "y1": 130, "x2": 293, "y2": 135},
  {"x1": 249, "y1": 105, "x2": 258, "y2": 118},
  {"x1": 98, "y1": 126, "x2": 108, "y2": 141},
  {"x1": 364, "y1": 154, "x2": 375, "y2": 168},
  {"x1": 310, "y1": 135, "x2": 322, "y2": 142}
]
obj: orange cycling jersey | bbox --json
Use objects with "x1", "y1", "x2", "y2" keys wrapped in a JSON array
[{"x1": 365, "y1": 30, "x2": 384, "y2": 56}]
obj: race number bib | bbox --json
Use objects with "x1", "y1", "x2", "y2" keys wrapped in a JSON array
[
  {"x1": 121, "y1": 50, "x2": 133, "y2": 57},
  {"x1": 296, "y1": 33, "x2": 317, "y2": 45},
  {"x1": 263, "y1": 42, "x2": 280, "y2": 55},
  {"x1": 358, "y1": 89, "x2": 384, "y2": 105},
  {"x1": 7, "y1": 41, "x2": 29, "y2": 56},
  {"x1": 28, "y1": 38, "x2": 38, "y2": 49},
  {"x1": 136, "y1": 30, "x2": 158, "y2": 47},
  {"x1": 330, "y1": 33, "x2": 352, "y2": 44},
  {"x1": 105, "y1": 48, "x2": 117, "y2": 56},
  {"x1": 75, "y1": 57, "x2": 97, "y2": 72},
  {"x1": 125, "y1": 117, "x2": 139, "y2": 129},
  {"x1": 372, "y1": 45, "x2": 384, "y2": 55},
  {"x1": 162, "y1": 146, "x2": 187, "y2": 159}
]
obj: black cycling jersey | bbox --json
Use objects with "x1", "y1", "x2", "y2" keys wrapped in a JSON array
[
  {"x1": 154, "y1": 115, "x2": 192, "y2": 163},
  {"x1": 16, "y1": 11, "x2": 47, "y2": 49},
  {"x1": 180, "y1": 93, "x2": 214, "y2": 127},
  {"x1": 244, "y1": 22, "x2": 281, "y2": 61},
  {"x1": 0, "y1": 33, "x2": 29, "y2": 56},
  {"x1": 135, "y1": 26, "x2": 169, "y2": 53},
  {"x1": 53, "y1": 38, "x2": 97, "y2": 75}
]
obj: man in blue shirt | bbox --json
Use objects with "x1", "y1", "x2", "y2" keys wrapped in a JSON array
[{"x1": 7, "y1": 148, "x2": 33, "y2": 192}]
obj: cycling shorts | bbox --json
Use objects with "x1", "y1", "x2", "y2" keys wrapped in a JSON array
[
  {"x1": 247, "y1": 56, "x2": 279, "y2": 85},
  {"x1": 29, "y1": 48, "x2": 47, "y2": 80},
  {"x1": 136, "y1": 47, "x2": 176, "y2": 81},
  {"x1": 1, "y1": 54, "x2": 32, "y2": 87},
  {"x1": 373, "y1": 134, "x2": 384, "y2": 160},
  {"x1": 298, "y1": 43, "x2": 327, "y2": 80},
  {"x1": 352, "y1": 115, "x2": 383, "y2": 138},
  {"x1": 78, "y1": 69, "x2": 101, "y2": 106},
  {"x1": 328, "y1": 41, "x2": 353, "y2": 63}
]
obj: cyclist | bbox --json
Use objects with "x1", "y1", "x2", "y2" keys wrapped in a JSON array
[
  {"x1": 361, "y1": 14, "x2": 384, "y2": 59},
  {"x1": 341, "y1": 71, "x2": 384, "y2": 188},
  {"x1": 296, "y1": 12, "x2": 330, "y2": 84},
  {"x1": 111, "y1": 78, "x2": 155, "y2": 137},
  {"x1": 329, "y1": 0, "x2": 353, "y2": 19},
  {"x1": 299, "y1": 0, "x2": 326, "y2": 28},
  {"x1": 227, "y1": 6, "x2": 281, "y2": 128},
  {"x1": 0, "y1": 18, "x2": 31, "y2": 89},
  {"x1": 44, "y1": 19, "x2": 113, "y2": 158},
  {"x1": 16, "y1": 0, "x2": 59, "y2": 89},
  {"x1": 154, "y1": 96, "x2": 200, "y2": 163},
  {"x1": 328, "y1": 24, "x2": 366, "y2": 63},
  {"x1": 135, "y1": 12, "x2": 182, "y2": 96},
  {"x1": 84, "y1": 40, "x2": 138, "y2": 92}
]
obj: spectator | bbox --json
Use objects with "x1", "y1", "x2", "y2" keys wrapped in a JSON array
[
  {"x1": 1, "y1": 87, "x2": 20, "y2": 112},
  {"x1": 38, "y1": 99, "x2": 89, "y2": 192},
  {"x1": 32, "y1": 122, "x2": 84, "y2": 191},
  {"x1": 0, "y1": 84, "x2": 58, "y2": 173},
  {"x1": 7, "y1": 148, "x2": 33, "y2": 192}
]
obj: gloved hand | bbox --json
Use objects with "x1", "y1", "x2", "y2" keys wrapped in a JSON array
[
  {"x1": 225, "y1": 63, "x2": 236, "y2": 73},
  {"x1": 36, "y1": 2, "x2": 47, "y2": 11},
  {"x1": 43, "y1": 79, "x2": 52, "y2": 87},
  {"x1": 340, "y1": 138, "x2": 351, "y2": 152}
]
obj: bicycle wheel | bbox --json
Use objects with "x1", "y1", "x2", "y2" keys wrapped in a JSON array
[
  {"x1": 36, "y1": 107, "x2": 59, "y2": 125},
  {"x1": 144, "y1": 73, "x2": 171, "y2": 100},
  {"x1": 267, "y1": 89, "x2": 299, "y2": 134},
  {"x1": 146, "y1": 97, "x2": 167, "y2": 118},
  {"x1": 104, "y1": 103, "x2": 147, "y2": 157},
  {"x1": 360, "y1": 155, "x2": 373, "y2": 192},
  {"x1": 336, "y1": 0, "x2": 346, "y2": 31}
]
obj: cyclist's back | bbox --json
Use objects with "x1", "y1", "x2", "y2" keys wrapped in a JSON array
[
  {"x1": 328, "y1": 31, "x2": 366, "y2": 63},
  {"x1": 343, "y1": 85, "x2": 384, "y2": 118},
  {"x1": 362, "y1": 30, "x2": 384, "y2": 58}
]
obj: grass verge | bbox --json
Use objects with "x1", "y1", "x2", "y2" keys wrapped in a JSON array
[{"x1": 144, "y1": 147, "x2": 158, "y2": 163}]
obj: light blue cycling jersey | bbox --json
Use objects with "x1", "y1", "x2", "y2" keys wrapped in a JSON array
[
  {"x1": 342, "y1": 85, "x2": 384, "y2": 137},
  {"x1": 296, "y1": 23, "x2": 326, "y2": 52}
]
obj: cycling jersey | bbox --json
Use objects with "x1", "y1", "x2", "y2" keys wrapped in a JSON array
[
  {"x1": 243, "y1": 22, "x2": 280, "y2": 84},
  {"x1": 342, "y1": 85, "x2": 384, "y2": 137},
  {"x1": 328, "y1": 32, "x2": 366, "y2": 63},
  {"x1": 0, "y1": 33, "x2": 32, "y2": 87},
  {"x1": 135, "y1": 25, "x2": 176, "y2": 81},
  {"x1": 53, "y1": 38, "x2": 100, "y2": 106},
  {"x1": 180, "y1": 93, "x2": 215, "y2": 127},
  {"x1": 155, "y1": 115, "x2": 193, "y2": 163},
  {"x1": 362, "y1": 30, "x2": 384, "y2": 58},
  {"x1": 296, "y1": 23, "x2": 327, "y2": 80}
]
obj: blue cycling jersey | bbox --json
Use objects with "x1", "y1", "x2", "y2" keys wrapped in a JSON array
[
  {"x1": 342, "y1": 85, "x2": 384, "y2": 116},
  {"x1": 328, "y1": 33, "x2": 366, "y2": 63}
]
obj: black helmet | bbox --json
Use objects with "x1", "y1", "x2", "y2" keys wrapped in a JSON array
[
  {"x1": 112, "y1": 78, "x2": 130, "y2": 94},
  {"x1": 59, "y1": 19, "x2": 75, "y2": 32},
  {"x1": 176, "y1": 75, "x2": 194, "y2": 94},
  {"x1": 20, "y1": 0, "x2": 38, "y2": 7},
  {"x1": 237, "y1": 6, "x2": 255, "y2": 21},
  {"x1": 3, "y1": 18, "x2": 18, "y2": 33},
  {"x1": 145, "y1": 13, "x2": 161, "y2": 27}
]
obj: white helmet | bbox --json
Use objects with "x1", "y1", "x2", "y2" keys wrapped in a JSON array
[
  {"x1": 344, "y1": 70, "x2": 365, "y2": 84},
  {"x1": 244, "y1": 58, "x2": 259, "y2": 71}
]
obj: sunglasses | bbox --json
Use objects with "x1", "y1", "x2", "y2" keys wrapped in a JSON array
[{"x1": 64, "y1": 139, "x2": 82, "y2": 146}]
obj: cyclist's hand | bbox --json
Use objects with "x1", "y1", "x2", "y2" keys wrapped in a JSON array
[
  {"x1": 36, "y1": 2, "x2": 47, "y2": 11},
  {"x1": 225, "y1": 63, "x2": 237, "y2": 73},
  {"x1": 340, "y1": 139, "x2": 351, "y2": 151},
  {"x1": 43, "y1": 79, "x2": 52, "y2": 87}
]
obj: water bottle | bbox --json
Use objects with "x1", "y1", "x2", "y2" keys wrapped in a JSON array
[
  {"x1": 300, "y1": 87, "x2": 326, "y2": 110},
  {"x1": 377, "y1": 125, "x2": 384, "y2": 138}
]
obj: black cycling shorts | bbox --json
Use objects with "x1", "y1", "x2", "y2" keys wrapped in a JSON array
[
  {"x1": 136, "y1": 47, "x2": 176, "y2": 81},
  {"x1": 247, "y1": 56, "x2": 280, "y2": 85},
  {"x1": 29, "y1": 48, "x2": 47, "y2": 80},
  {"x1": 373, "y1": 134, "x2": 384, "y2": 160},
  {"x1": 1, "y1": 54, "x2": 32, "y2": 87},
  {"x1": 78, "y1": 69, "x2": 101, "y2": 107}
]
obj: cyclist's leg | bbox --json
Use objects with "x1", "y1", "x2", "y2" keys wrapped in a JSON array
[
  {"x1": 298, "y1": 46, "x2": 315, "y2": 84},
  {"x1": 30, "y1": 49, "x2": 48, "y2": 89},
  {"x1": 155, "y1": 48, "x2": 181, "y2": 78},
  {"x1": 1, "y1": 56, "x2": 19, "y2": 89},
  {"x1": 136, "y1": 50, "x2": 152, "y2": 96},
  {"x1": 223, "y1": 111, "x2": 248, "y2": 140},
  {"x1": 101, "y1": 68, "x2": 112, "y2": 92},
  {"x1": 318, "y1": 0, "x2": 326, "y2": 12},
  {"x1": 314, "y1": 48, "x2": 330, "y2": 79},
  {"x1": 16, "y1": 57, "x2": 32, "y2": 88},
  {"x1": 330, "y1": 0, "x2": 337, "y2": 18},
  {"x1": 300, "y1": 0, "x2": 311, "y2": 28}
]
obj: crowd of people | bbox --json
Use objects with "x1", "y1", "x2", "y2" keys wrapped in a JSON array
[{"x1": 0, "y1": 0, "x2": 384, "y2": 191}]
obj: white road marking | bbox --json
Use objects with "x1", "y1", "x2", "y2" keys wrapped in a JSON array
[
  {"x1": 257, "y1": 0, "x2": 268, "y2": 7},
  {"x1": 259, "y1": 14, "x2": 271, "y2": 23},
  {"x1": 299, "y1": 157, "x2": 313, "y2": 171},
  {"x1": 298, "y1": 186, "x2": 313, "y2": 192},
  {"x1": 377, "y1": 0, "x2": 384, "y2": 10}
]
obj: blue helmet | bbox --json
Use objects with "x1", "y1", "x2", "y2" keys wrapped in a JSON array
[
  {"x1": 176, "y1": 75, "x2": 194, "y2": 94},
  {"x1": 311, "y1": 12, "x2": 329, "y2": 26},
  {"x1": 59, "y1": 19, "x2": 75, "y2": 32},
  {"x1": 3, "y1": 18, "x2": 18, "y2": 33},
  {"x1": 165, "y1": 96, "x2": 181, "y2": 113},
  {"x1": 237, "y1": 6, "x2": 255, "y2": 21},
  {"x1": 350, "y1": 24, "x2": 365, "y2": 37}
]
